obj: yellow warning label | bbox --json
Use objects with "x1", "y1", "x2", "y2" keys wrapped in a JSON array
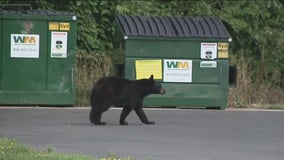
[
  {"x1": 218, "y1": 43, "x2": 229, "y2": 50},
  {"x1": 60, "y1": 23, "x2": 70, "y2": 31},
  {"x1": 135, "y1": 60, "x2": 162, "y2": 80},
  {"x1": 218, "y1": 50, "x2": 228, "y2": 58},
  {"x1": 49, "y1": 22, "x2": 59, "y2": 30}
]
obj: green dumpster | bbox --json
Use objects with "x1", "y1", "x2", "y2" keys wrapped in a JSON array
[
  {"x1": 0, "y1": 8, "x2": 77, "y2": 105},
  {"x1": 115, "y1": 15, "x2": 232, "y2": 109}
]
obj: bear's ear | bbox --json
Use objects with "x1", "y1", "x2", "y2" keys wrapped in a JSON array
[{"x1": 149, "y1": 74, "x2": 154, "y2": 83}]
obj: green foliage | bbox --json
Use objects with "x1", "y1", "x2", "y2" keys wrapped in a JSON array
[
  {"x1": 216, "y1": 1, "x2": 284, "y2": 87},
  {"x1": 212, "y1": 1, "x2": 284, "y2": 105},
  {"x1": 1, "y1": 0, "x2": 283, "y2": 105},
  {"x1": 69, "y1": 0, "x2": 117, "y2": 52}
]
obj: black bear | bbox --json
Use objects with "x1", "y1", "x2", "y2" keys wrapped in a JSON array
[{"x1": 89, "y1": 75, "x2": 166, "y2": 125}]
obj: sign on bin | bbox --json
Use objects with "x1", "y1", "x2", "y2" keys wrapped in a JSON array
[
  {"x1": 135, "y1": 60, "x2": 162, "y2": 80},
  {"x1": 51, "y1": 32, "x2": 68, "y2": 58},
  {"x1": 200, "y1": 43, "x2": 217, "y2": 59},
  {"x1": 10, "y1": 34, "x2": 39, "y2": 58},
  {"x1": 163, "y1": 59, "x2": 192, "y2": 83}
]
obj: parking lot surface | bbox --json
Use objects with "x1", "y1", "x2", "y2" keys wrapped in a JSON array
[{"x1": 0, "y1": 107, "x2": 284, "y2": 160}]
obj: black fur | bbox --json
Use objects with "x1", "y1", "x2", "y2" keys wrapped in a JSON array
[{"x1": 89, "y1": 75, "x2": 166, "y2": 125}]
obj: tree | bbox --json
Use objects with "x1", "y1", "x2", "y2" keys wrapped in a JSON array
[{"x1": 38, "y1": 0, "x2": 118, "y2": 52}]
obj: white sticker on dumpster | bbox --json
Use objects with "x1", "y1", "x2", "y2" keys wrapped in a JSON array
[
  {"x1": 51, "y1": 32, "x2": 68, "y2": 58},
  {"x1": 200, "y1": 43, "x2": 217, "y2": 59},
  {"x1": 163, "y1": 59, "x2": 192, "y2": 83},
  {"x1": 200, "y1": 61, "x2": 217, "y2": 68},
  {"x1": 10, "y1": 34, "x2": 40, "y2": 58}
]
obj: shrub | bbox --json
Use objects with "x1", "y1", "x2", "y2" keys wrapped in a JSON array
[
  {"x1": 229, "y1": 58, "x2": 284, "y2": 107},
  {"x1": 75, "y1": 50, "x2": 113, "y2": 106}
]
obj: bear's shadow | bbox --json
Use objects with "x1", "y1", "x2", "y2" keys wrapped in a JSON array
[{"x1": 69, "y1": 122, "x2": 146, "y2": 126}]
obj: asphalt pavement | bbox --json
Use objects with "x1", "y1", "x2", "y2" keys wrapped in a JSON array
[{"x1": 0, "y1": 107, "x2": 284, "y2": 160}]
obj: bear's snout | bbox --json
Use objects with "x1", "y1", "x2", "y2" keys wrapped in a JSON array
[{"x1": 160, "y1": 88, "x2": 166, "y2": 94}]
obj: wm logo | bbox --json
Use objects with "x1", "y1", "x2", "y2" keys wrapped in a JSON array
[
  {"x1": 166, "y1": 61, "x2": 189, "y2": 69},
  {"x1": 13, "y1": 35, "x2": 36, "y2": 44}
]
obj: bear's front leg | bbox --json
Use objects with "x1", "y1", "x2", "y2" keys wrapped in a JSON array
[
  {"x1": 134, "y1": 107, "x2": 155, "y2": 125},
  {"x1": 120, "y1": 106, "x2": 132, "y2": 125}
]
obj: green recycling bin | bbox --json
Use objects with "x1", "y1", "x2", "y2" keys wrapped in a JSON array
[
  {"x1": 115, "y1": 15, "x2": 232, "y2": 109},
  {"x1": 0, "y1": 8, "x2": 77, "y2": 105}
]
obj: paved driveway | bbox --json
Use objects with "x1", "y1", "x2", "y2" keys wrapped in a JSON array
[{"x1": 0, "y1": 107, "x2": 284, "y2": 160}]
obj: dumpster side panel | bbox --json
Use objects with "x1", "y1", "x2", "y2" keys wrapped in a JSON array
[
  {"x1": 0, "y1": 11, "x2": 76, "y2": 106},
  {"x1": 1, "y1": 19, "x2": 47, "y2": 91},
  {"x1": 125, "y1": 39, "x2": 229, "y2": 108},
  {"x1": 118, "y1": 15, "x2": 231, "y2": 109},
  {"x1": 47, "y1": 21, "x2": 76, "y2": 104}
]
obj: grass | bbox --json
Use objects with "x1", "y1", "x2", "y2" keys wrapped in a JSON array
[
  {"x1": 249, "y1": 104, "x2": 284, "y2": 110},
  {"x1": 0, "y1": 138, "x2": 134, "y2": 160}
]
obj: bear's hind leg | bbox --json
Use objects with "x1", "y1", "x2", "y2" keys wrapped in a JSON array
[{"x1": 89, "y1": 108, "x2": 106, "y2": 125}]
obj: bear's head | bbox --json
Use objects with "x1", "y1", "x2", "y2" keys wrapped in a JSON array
[{"x1": 149, "y1": 75, "x2": 166, "y2": 95}]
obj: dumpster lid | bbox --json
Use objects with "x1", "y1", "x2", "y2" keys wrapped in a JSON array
[
  {"x1": 115, "y1": 15, "x2": 230, "y2": 38},
  {"x1": 0, "y1": 9, "x2": 75, "y2": 16}
]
